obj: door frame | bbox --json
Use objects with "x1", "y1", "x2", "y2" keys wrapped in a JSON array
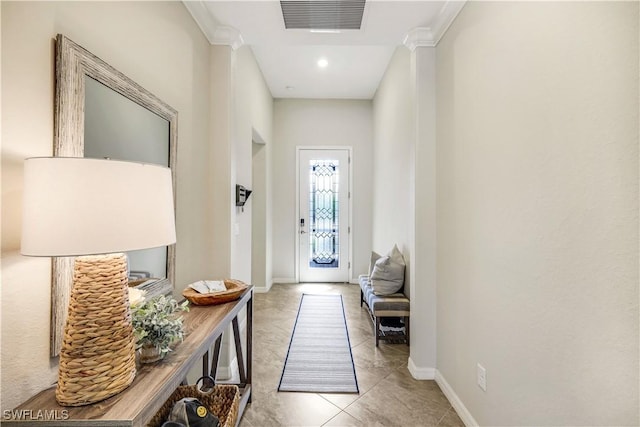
[{"x1": 295, "y1": 146, "x2": 353, "y2": 283}]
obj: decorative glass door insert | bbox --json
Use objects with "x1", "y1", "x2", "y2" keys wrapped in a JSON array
[{"x1": 308, "y1": 160, "x2": 340, "y2": 268}]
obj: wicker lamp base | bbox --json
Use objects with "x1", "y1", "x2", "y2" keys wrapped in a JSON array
[{"x1": 56, "y1": 253, "x2": 136, "y2": 406}]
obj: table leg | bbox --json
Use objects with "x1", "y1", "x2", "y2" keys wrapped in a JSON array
[
  {"x1": 232, "y1": 317, "x2": 246, "y2": 384},
  {"x1": 210, "y1": 336, "x2": 222, "y2": 380},
  {"x1": 247, "y1": 295, "x2": 253, "y2": 402}
]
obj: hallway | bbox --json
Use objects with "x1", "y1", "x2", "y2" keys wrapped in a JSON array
[{"x1": 240, "y1": 283, "x2": 463, "y2": 426}]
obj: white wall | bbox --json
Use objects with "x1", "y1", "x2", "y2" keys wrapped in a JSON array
[
  {"x1": 411, "y1": 47, "x2": 437, "y2": 374},
  {"x1": 252, "y1": 133, "x2": 272, "y2": 291},
  {"x1": 436, "y1": 2, "x2": 639, "y2": 425},
  {"x1": 1, "y1": 1, "x2": 213, "y2": 409},
  {"x1": 272, "y1": 99, "x2": 373, "y2": 282},
  {"x1": 233, "y1": 46, "x2": 273, "y2": 288},
  {"x1": 207, "y1": 43, "x2": 273, "y2": 379},
  {"x1": 372, "y1": 45, "x2": 438, "y2": 376},
  {"x1": 371, "y1": 48, "x2": 413, "y2": 261},
  {"x1": 211, "y1": 44, "x2": 273, "y2": 289}
]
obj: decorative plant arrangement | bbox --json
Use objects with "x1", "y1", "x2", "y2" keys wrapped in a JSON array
[{"x1": 131, "y1": 293, "x2": 189, "y2": 363}]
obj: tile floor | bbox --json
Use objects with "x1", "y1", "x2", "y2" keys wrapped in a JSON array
[{"x1": 239, "y1": 283, "x2": 464, "y2": 427}]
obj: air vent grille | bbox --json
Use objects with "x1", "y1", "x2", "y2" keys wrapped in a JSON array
[{"x1": 280, "y1": 0, "x2": 366, "y2": 30}]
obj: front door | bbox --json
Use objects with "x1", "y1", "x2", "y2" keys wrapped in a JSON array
[{"x1": 298, "y1": 148, "x2": 350, "y2": 282}]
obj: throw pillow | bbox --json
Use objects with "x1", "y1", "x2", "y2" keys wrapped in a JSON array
[
  {"x1": 370, "y1": 245, "x2": 405, "y2": 295},
  {"x1": 368, "y1": 251, "x2": 381, "y2": 278}
]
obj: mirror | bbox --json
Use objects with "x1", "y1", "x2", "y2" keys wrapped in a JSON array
[
  {"x1": 84, "y1": 76, "x2": 170, "y2": 281},
  {"x1": 52, "y1": 34, "x2": 178, "y2": 356}
]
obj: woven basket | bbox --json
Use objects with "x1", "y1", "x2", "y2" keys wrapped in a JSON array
[{"x1": 148, "y1": 382, "x2": 239, "y2": 427}]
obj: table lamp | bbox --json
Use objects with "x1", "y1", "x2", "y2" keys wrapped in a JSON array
[{"x1": 21, "y1": 157, "x2": 176, "y2": 406}]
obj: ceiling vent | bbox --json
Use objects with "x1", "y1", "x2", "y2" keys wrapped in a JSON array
[{"x1": 280, "y1": 0, "x2": 366, "y2": 30}]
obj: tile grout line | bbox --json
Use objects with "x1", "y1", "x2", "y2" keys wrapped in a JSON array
[
  {"x1": 242, "y1": 284, "x2": 455, "y2": 427},
  {"x1": 319, "y1": 409, "x2": 352, "y2": 427},
  {"x1": 436, "y1": 406, "x2": 458, "y2": 426}
]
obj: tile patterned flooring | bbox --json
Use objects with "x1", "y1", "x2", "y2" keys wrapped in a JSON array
[{"x1": 239, "y1": 283, "x2": 464, "y2": 427}]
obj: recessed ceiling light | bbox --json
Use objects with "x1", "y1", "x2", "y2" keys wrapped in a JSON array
[{"x1": 317, "y1": 58, "x2": 329, "y2": 68}]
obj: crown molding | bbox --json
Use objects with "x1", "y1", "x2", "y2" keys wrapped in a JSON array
[
  {"x1": 212, "y1": 26, "x2": 245, "y2": 51},
  {"x1": 403, "y1": 27, "x2": 435, "y2": 50},
  {"x1": 182, "y1": 1, "x2": 245, "y2": 50},
  {"x1": 182, "y1": 1, "x2": 218, "y2": 44},
  {"x1": 431, "y1": 0, "x2": 467, "y2": 44},
  {"x1": 403, "y1": 0, "x2": 467, "y2": 50}
]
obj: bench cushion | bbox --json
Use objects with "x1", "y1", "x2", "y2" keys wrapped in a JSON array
[
  {"x1": 359, "y1": 274, "x2": 371, "y2": 292},
  {"x1": 360, "y1": 275, "x2": 410, "y2": 316},
  {"x1": 366, "y1": 292, "x2": 410, "y2": 317}
]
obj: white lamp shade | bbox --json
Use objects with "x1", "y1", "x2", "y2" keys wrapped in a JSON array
[{"x1": 21, "y1": 157, "x2": 176, "y2": 256}]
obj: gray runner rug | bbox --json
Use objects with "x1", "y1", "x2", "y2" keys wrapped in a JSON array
[{"x1": 278, "y1": 294, "x2": 359, "y2": 393}]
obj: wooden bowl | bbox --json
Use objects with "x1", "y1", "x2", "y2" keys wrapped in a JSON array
[{"x1": 182, "y1": 279, "x2": 249, "y2": 306}]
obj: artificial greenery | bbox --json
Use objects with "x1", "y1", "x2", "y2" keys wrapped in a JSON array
[{"x1": 131, "y1": 294, "x2": 189, "y2": 357}]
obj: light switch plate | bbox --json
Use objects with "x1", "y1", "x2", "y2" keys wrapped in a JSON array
[{"x1": 477, "y1": 363, "x2": 487, "y2": 391}]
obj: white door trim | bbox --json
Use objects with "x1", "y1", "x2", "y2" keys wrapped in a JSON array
[{"x1": 295, "y1": 146, "x2": 352, "y2": 283}]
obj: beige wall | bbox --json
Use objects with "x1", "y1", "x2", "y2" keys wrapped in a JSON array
[
  {"x1": 1, "y1": 1, "x2": 212, "y2": 409},
  {"x1": 208, "y1": 45, "x2": 234, "y2": 281},
  {"x1": 436, "y1": 2, "x2": 639, "y2": 425},
  {"x1": 272, "y1": 99, "x2": 373, "y2": 282}
]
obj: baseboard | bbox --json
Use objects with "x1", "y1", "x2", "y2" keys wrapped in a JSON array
[
  {"x1": 271, "y1": 278, "x2": 359, "y2": 285},
  {"x1": 253, "y1": 280, "x2": 272, "y2": 293},
  {"x1": 435, "y1": 369, "x2": 479, "y2": 427},
  {"x1": 407, "y1": 358, "x2": 436, "y2": 379},
  {"x1": 272, "y1": 277, "x2": 297, "y2": 284}
]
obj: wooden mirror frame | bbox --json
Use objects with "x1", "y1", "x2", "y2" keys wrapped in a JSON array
[{"x1": 51, "y1": 34, "x2": 178, "y2": 356}]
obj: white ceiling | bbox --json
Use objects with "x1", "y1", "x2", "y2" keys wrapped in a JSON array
[{"x1": 184, "y1": 1, "x2": 465, "y2": 99}]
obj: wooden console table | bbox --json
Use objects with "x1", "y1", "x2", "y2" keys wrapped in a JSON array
[{"x1": 4, "y1": 286, "x2": 253, "y2": 426}]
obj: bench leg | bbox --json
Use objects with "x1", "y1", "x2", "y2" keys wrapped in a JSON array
[
  {"x1": 360, "y1": 289, "x2": 363, "y2": 307},
  {"x1": 405, "y1": 316, "x2": 410, "y2": 346},
  {"x1": 375, "y1": 316, "x2": 381, "y2": 347}
]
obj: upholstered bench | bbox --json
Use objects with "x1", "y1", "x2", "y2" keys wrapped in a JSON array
[{"x1": 359, "y1": 274, "x2": 410, "y2": 346}]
